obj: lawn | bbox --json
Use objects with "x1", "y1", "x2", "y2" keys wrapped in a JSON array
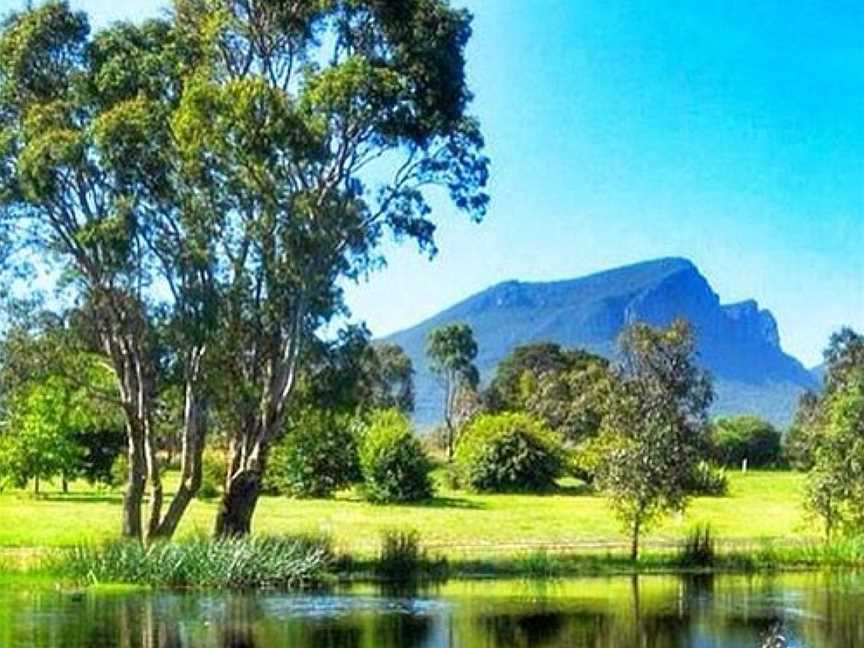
[{"x1": 0, "y1": 470, "x2": 813, "y2": 559}]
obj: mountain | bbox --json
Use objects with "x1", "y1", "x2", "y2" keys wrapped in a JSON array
[{"x1": 384, "y1": 257, "x2": 818, "y2": 428}]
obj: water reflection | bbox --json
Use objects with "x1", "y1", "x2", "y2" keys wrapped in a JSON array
[{"x1": 1, "y1": 572, "x2": 864, "y2": 647}]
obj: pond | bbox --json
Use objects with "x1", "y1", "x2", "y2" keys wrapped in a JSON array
[{"x1": 1, "y1": 572, "x2": 863, "y2": 647}]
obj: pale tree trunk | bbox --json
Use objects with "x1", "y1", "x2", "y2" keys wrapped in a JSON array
[
  {"x1": 106, "y1": 315, "x2": 208, "y2": 543},
  {"x1": 215, "y1": 310, "x2": 303, "y2": 537},
  {"x1": 148, "y1": 348, "x2": 208, "y2": 540},
  {"x1": 443, "y1": 372, "x2": 456, "y2": 461}
]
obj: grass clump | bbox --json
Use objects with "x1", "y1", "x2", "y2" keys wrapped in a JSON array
[
  {"x1": 678, "y1": 524, "x2": 716, "y2": 567},
  {"x1": 375, "y1": 529, "x2": 446, "y2": 581},
  {"x1": 49, "y1": 534, "x2": 332, "y2": 589}
]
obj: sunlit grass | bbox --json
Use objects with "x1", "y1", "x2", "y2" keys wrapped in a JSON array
[{"x1": 0, "y1": 470, "x2": 811, "y2": 562}]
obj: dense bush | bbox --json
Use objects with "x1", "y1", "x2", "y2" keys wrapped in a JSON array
[
  {"x1": 358, "y1": 409, "x2": 433, "y2": 503},
  {"x1": 454, "y1": 413, "x2": 564, "y2": 493},
  {"x1": 711, "y1": 415, "x2": 784, "y2": 468},
  {"x1": 51, "y1": 535, "x2": 333, "y2": 588},
  {"x1": 265, "y1": 409, "x2": 360, "y2": 498},
  {"x1": 689, "y1": 461, "x2": 729, "y2": 496}
]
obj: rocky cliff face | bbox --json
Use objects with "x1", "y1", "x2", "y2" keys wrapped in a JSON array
[{"x1": 386, "y1": 258, "x2": 818, "y2": 427}]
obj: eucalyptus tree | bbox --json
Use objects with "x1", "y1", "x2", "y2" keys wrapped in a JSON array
[
  {"x1": 426, "y1": 323, "x2": 480, "y2": 460},
  {"x1": 596, "y1": 319, "x2": 713, "y2": 560},
  {"x1": 170, "y1": 0, "x2": 489, "y2": 535},
  {"x1": 0, "y1": 3, "x2": 216, "y2": 541}
]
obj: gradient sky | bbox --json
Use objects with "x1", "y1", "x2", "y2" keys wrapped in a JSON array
[{"x1": 4, "y1": 0, "x2": 861, "y2": 366}]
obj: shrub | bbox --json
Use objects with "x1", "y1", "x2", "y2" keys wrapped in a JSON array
[
  {"x1": 50, "y1": 534, "x2": 333, "y2": 589},
  {"x1": 265, "y1": 409, "x2": 360, "y2": 498},
  {"x1": 197, "y1": 448, "x2": 226, "y2": 499},
  {"x1": 454, "y1": 413, "x2": 564, "y2": 493},
  {"x1": 689, "y1": 460, "x2": 729, "y2": 496},
  {"x1": 710, "y1": 415, "x2": 784, "y2": 468},
  {"x1": 358, "y1": 409, "x2": 433, "y2": 503}
]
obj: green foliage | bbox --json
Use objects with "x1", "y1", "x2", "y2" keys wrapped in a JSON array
[
  {"x1": 689, "y1": 461, "x2": 729, "y2": 497},
  {"x1": 0, "y1": 366, "x2": 123, "y2": 491},
  {"x1": 51, "y1": 534, "x2": 333, "y2": 588},
  {"x1": 800, "y1": 328, "x2": 864, "y2": 539},
  {"x1": 296, "y1": 329, "x2": 415, "y2": 416},
  {"x1": 486, "y1": 343, "x2": 611, "y2": 444},
  {"x1": 426, "y1": 324, "x2": 479, "y2": 388},
  {"x1": 785, "y1": 391, "x2": 821, "y2": 470},
  {"x1": 596, "y1": 319, "x2": 714, "y2": 559},
  {"x1": 265, "y1": 409, "x2": 360, "y2": 498},
  {"x1": 197, "y1": 449, "x2": 226, "y2": 500},
  {"x1": 454, "y1": 413, "x2": 564, "y2": 493},
  {"x1": 358, "y1": 410, "x2": 433, "y2": 503},
  {"x1": 711, "y1": 415, "x2": 783, "y2": 468}
]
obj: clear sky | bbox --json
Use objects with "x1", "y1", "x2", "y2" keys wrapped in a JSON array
[{"x1": 4, "y1": 0, "x2": 862, "y2": 366}]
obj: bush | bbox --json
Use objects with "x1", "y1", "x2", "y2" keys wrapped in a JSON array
[
  {"x1": 454, "y1": 413, "x2": 564, "y2": 493},
  {"x1": 689, "y1": 461, "x2": 729, "y2": 496},
  {"x1": 265, "y1": 409, "x2": 360, "y2": 498},
  {"x1": 50, "y1": 534, "x2": 333, "y2": 589},
  {"x1": 711, "y1": 415, "x2": 784, "y2": 468},
  {"x1": 358, "y1": 409, "x2": 433, "y2": 503},
  {"x1": 197, "y1": 448, "x2": 226, "y2": 499}
]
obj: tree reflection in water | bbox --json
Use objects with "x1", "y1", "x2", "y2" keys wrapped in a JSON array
[{"x1": 2, "y1": 573, "x2": 864, "y2": 647}]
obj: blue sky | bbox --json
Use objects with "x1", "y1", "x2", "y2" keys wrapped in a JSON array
[{"x1": 5, "y1": 0, "x2": 861, "y2": 366}]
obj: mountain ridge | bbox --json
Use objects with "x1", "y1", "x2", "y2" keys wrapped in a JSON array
[{"x1": 385, "y1": 257, "x2": 818, "y2": 428}]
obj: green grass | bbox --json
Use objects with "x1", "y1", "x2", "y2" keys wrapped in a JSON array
[{"x1": 0, "y1": 470, "x2": 811, "y2": 562}]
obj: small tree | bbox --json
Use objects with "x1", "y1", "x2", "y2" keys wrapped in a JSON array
[
  {"x1": 426, "y1": 323, "x2": 479, "y2": 460},
  {"x1": 596, "y1": 319, "x2": 713, "y2": 560}
]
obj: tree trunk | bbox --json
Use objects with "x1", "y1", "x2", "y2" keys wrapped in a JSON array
[
  {"x1": 61, "y1": 473, "x2": 68, "y2": 494},
  {"x1": 148, "y1": 380, "x2": 206, "y2": 541},
  {"x1": 34, "y1": 476, "x2": 39, "y2": 496},
  {"x1": 630, "y1": 518, "x2": 641, "y2": 561},
  {"x1": 122, "y1": 422, "x2": 148, "y2": 541},
  {"x1": 215, "y1": 469, "x2": 262, "y2": 537}
]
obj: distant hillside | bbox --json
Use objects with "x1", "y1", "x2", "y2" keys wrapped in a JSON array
[{"x1": 384, "y1": 258, "x2": 818, "y2": 428}]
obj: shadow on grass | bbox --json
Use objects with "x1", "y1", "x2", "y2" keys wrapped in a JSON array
[
  {"x1": 39, "y1": 493, "x2": 124, "y2": 504},
  {"x1": 417, "y1": 496, "x2": 485, "y2": 510}
]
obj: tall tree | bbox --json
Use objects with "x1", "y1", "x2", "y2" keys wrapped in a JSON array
[
  {"x1": 426, "y1": 323, "x2": 480, "y2": 459},
  {"x1": 802, "y1": 328, "x2": 864, "y2": 539},
  {"x1": 596, "y1": 319, "x2": 713, "y2": 560},
  {"x1": 168, "y1": 0, "x2": 489, "y2": 535},
  {"x1": 0, "y1": 3, "x2": 215, "y2": 541}
]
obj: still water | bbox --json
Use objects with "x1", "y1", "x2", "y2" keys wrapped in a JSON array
[{"x1": 1, "y1": 572, "x2": 863, "y2": 647}]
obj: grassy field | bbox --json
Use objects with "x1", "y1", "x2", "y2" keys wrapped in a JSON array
[{"x1": 0, "y1": 470, "x2": 814, "y2": 562}]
